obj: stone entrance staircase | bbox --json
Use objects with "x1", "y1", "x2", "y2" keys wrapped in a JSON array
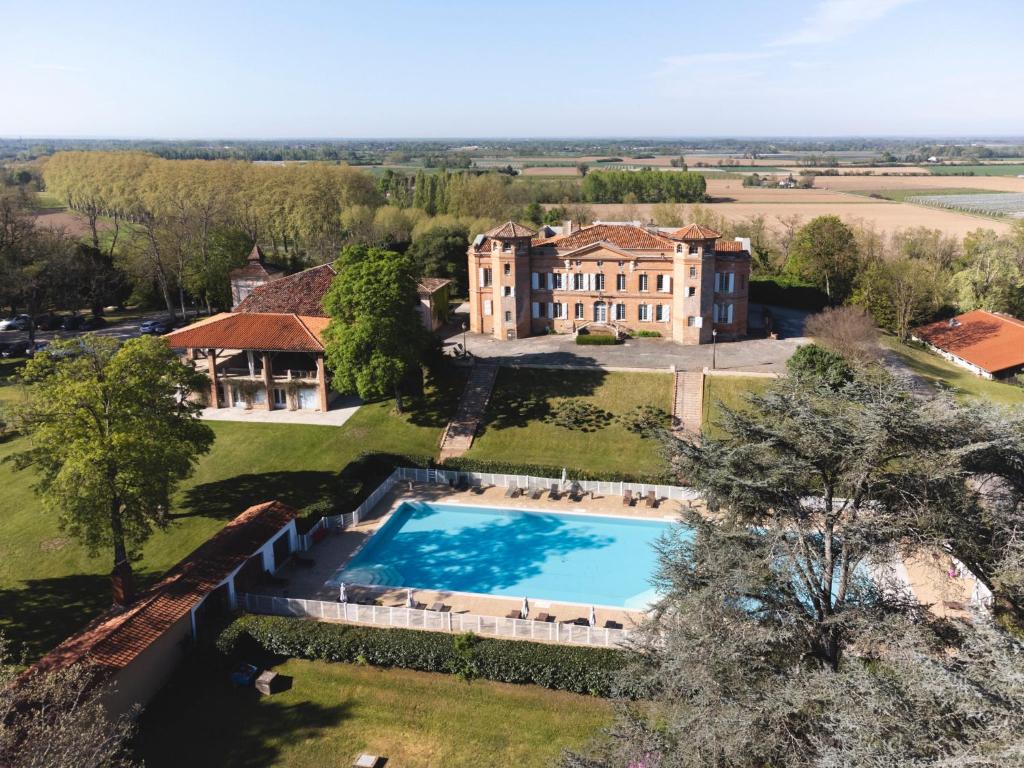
[
  {"x1": 438, "y1": 363, "x2": 499, "y2": 461},
  {"x1": 671, "y1": 370, "x2": 704, "y2": 435}
]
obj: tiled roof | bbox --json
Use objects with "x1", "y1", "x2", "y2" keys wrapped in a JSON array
[
  {"x1": 914, "y1": 309, "x2": 1024, "y2": 375},
  {"x1": 32, "y1": 501, "x2": 296, "y2": 677},
  {"x1": 715, "y1": 240, "x2": 746, "y2": 252},
  {"x1": 484, "y1": 221, "x2": 537, "y2": 239},
  {"x1": 543, "y1": 224, "x2": 674, "y2": 251},
  {"x1": 164, "y1": 312, "x2": 327, "y2": 352},
  {"x1": 417, "y1": 277, "x2": 451, "y2": 295},
  {"x1": 673, "y1": 223, "x2": 722, "y2": 240},
  {"x1": 229, "y1": 244, "x2": 287, "y2": 280},
  {"x1": 236, "y1": 263, "x2": 337, "y2": 316}
]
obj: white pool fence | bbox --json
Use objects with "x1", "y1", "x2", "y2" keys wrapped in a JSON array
[
  {"x1": 298, "y1": 466, "x2": 699, "y2": 550},
  {"x1": 239, "y1": 592, "x2": 631, "y2": 647}
]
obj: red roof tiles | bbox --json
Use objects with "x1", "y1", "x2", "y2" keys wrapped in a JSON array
[
  {"x1": 543, "y1": 224, "x2": 674, "y2": 251},
  {"x1": 914, "y1": 309, "x2": 1024, "y2": 375},
  {"x1": 235, "y1": 263, "x2": 336, "y2": 316},
  {"x1": 33, "y1": 501, "x2": 296, "y2": 676},
  {"x1": 416, "y1": 277, "x2": 451, "y2": 295},
  {"x1": 715, "y1": 240, "x2": 745, "y2": 252},
  {"x1": 673, "y1": 223, "x2": 721, "y2": 240},
  {"x1": 484, "y1": 221, "x2": 537, "y2": 239},
  {"x1": 164, "y1": 312, "x2": 327, "y2": 352}
]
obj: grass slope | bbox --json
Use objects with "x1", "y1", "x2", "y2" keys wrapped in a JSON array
[
  {"x1": 701, "y1": 375, "x2": 774, "y2": 439},
  {"x1": 0, "y1": 370, "x2": 461, "y2": 661},
  {"x1": 881, "y1": 335, "x2": 1024, "y2": 408},
  {"x1": 465, "y1": 368, "x2": 672, "y2": 476},
  {"x1": 139, "y1": 659, "x2": 611, "y2": 768}
]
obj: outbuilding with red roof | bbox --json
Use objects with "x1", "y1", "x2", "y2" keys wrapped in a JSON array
[{"x1": 913, "y1": 309, "x2": 1024, "y2": 380}]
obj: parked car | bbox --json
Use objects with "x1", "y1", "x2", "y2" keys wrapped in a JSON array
[
  {"x1": 81, "y1": 316, "x2": 105, "y2": 331},
  {"x1": 139, "y1": 318, "x2": 173, "y2": 335},
  {"x1": 61, "y1": 315, "x2": 84, "y2": 331},
  {"x1": 34, "y1": 314, "x2": 61, "y2": 331},
  {"x1": 0, "y1": 315, "x2": 31, "y2": 331}
]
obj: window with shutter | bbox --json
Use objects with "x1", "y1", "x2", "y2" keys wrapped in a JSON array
[
  {"x1": 531, "y1": 272, "x2": 539, "y2": 290},
  {"x1": 531, "y1": 302, "x2": 539, "y2": 318},
  {"x1": 616, "y1": 273, "x2": 626, "y2": 291}
]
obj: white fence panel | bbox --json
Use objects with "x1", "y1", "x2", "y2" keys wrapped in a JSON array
[{"x1": 239, "y1": 593, "x2": 628, "y2": 648}]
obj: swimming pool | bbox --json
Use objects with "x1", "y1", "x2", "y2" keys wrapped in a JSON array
[{"x1": 329, "y1": 501, "x2": 683, "y2": 609}]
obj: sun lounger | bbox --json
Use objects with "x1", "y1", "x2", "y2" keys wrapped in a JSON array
[
  {"x1": 622, "y1": 489, "x2": 633, "y2": 506},
  {"x1": 548, "y1": 483, "x2": 561, "y2": 500},
  {"x1": 535, "y1": 612, "x2": 554, "y2": 623},
  {"x1": 504, "y1": 485, "x2": 516, "y2": 498},
  {"x1": 429, "y1": 602, "x2": 450, "y2": 612},
  {"x1": 603, "y1": 620, "x2": 623, "y2": 630},
  {"x1": 471, "y1": 483, "x2": 486, "y2": 494},
  {"x1": 455, "y1": 475, "x2": 469, "y2": 491},
  {"x1": 645, "y1": 491, "x2": 656, "y2": 508},
  {"x1": 530, "y1": 486, "x2": 544, "y2": 500},
  {"x1": 506, "y1": 610, "x2": 523, "y2": 620}
]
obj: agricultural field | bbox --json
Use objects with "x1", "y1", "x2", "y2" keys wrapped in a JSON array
[
  {"x1": 908, "y1": 192, "x2": 1024, "y2": 219},
  {"x1": 927, "y1": 164, "x2": 1024, "y2": 176},
  {"x1": 816, "y1": 174, "x2": 1024, "y2": 193}
]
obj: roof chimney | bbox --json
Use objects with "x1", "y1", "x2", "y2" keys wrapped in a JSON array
[{"x1": 564, "y1": 220, "x2": 578, "y2": 235}]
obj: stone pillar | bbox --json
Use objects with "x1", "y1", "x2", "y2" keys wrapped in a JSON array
[
  {"x1": 316, "y1": 354, "x2": 329, "y2": 412},
  {"x1": 208, "y1": 349, "x2": 220, "y2": 408},
  {"x1": 262, "y1": 352, "x2": 274, "y2": 411}
]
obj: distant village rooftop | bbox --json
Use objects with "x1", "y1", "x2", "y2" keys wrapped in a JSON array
[{"x1": 913, "y1": 309, "x2": 1024, "y2": 379}]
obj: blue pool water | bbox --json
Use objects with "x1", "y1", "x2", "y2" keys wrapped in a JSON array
[{"x1": 329, "y1": 501, "x2": 682, "y2": 609}]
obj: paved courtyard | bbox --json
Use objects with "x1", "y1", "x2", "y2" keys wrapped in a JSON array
[
  {"x1": 443, "y1": 303, "x2": 806, "y2": 373},
  {"x1": 199, "y1": 394, "x2": 362, "y2": 427}
]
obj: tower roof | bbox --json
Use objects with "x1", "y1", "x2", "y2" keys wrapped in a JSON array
[
  {"x1": 673, "y1": 223, "x2": 721, "y2": 240},
  {"x1": 484, "y1": 221, "x2": 537, "y2": 239}
]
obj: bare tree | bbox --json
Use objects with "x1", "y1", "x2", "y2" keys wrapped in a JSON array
[{"x1": 805, "y1": 305, "x2": 880, "y2": 365}]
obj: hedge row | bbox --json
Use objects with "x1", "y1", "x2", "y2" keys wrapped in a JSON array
[
  {"x1": 438, "y1": 456, "x2": 676, "y2": 485},
  {"x1": 576, "y1": 334, "x2": 620, "y2": 346},
  {"x1": 217, "y1": 614, "x2": 631, "y2": 697},
  {"x1": 750, "y1": 276, "x2": 829, "y2": 312}
]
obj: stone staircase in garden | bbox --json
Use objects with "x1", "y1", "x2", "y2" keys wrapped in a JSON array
[
  {"x1": 437, "y1": 363, "x2": 499, "y2": 461},
  {"x1": 671, "y1": 370, "x2": 704, "y2": 435}
]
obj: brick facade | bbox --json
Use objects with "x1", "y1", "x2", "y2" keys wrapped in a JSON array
[{"x1": 468, "y1": 222, "x2": 751, "y2": 344}]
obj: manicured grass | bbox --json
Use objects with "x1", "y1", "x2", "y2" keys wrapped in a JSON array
[
  {"x1": 880, "y1": 335, "x2": 1024, "y2": 408},
  {"x1": 0, "y1": 368, "x2": 462, "y2": 661},
  {"x1": 139, "y1": 658, "x2": 611, "y2": 768},
  {"x1": 465, "y1": 369, "x2": 672, "y2": 477},
  {"x1": 33, "y1": 192, "x2": 65, "y2": 211},
  {"x1": 701, "y1": 375, "x2": 774, "y2": 439}
]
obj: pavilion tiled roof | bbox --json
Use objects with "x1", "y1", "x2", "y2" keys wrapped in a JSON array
[
  {"x1": 913, "y1": 309, "x2": 1024, "y2": 375},
  {"x1": 673, "y1": 223, "x2": 722, "y2": 240},
  {"x1": 32, "y1": 501, "x2": 296, "y2": 677},
  {"x1": 229, "y1": 244, "x2": 287, "y2": 280},
  {"x1": 543, "y1": 224, "x2": 675, "y2": 252},
  {"x1": 484, "y1": 221, "x2": 537, "y2": 239},
  {"x1": 235, "y1": 263, "x2": 336, "y2": 317},
  {"x1": 715, "y1": 240, "x2": 746, "y2": 252},
  {"x1": 164, "y1": 312, "x2": 328, "y2": 352},
  {"x1": 416, "y1": 277, "x2": 451, "y2": 295}
]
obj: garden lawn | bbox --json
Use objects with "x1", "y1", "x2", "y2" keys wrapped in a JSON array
[
  {"x1": 0, "y1": 368, "x2": 461, "y2": 661},
  {"x1": 702, "y1": 375, "x2": 774, "y2": 439},
  {"x1": 139, "y1": 659, "x2": 611, "y2": 768},
  {"x1": 880, "y1": 335, "x2": 1024, "y2": 408},
  {"x1": 465, "y1": 368, "x2": 672, "y2": 477}
]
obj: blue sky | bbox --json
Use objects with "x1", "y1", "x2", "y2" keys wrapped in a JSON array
[{"x1": 1, "y1": 0, "x2": 1022, "y2": 138}]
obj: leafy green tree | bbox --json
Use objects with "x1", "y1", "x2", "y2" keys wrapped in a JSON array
[
  {"x1": 524, "y1": 201, "x2": 544, "y2": 226},
  {"x1": 407, "y1": 224, "x2": 469, "y2": 294},
  {"x1": 322, "y1": 246, "x2": 427, "y2": 412},
  {"x1": 12, "y1": 336, "x2": 214, "y2": 592},
  {"x1": 785, "y1": 215, "x2": 860, "y2": 304},
  {"x1": 786, "y1": 342, "x2": 853, "y2": 388},
  {"x1": 853, "y1": 254, "x2": 946, "y2": 341}
]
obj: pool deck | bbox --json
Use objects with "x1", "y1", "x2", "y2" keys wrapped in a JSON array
[
  {"x1": 268, "y1": 482, "x2": 980, "y2": 630},
  {"x1": 273, "y1": 482, "x2": 698, "y2": 630}
]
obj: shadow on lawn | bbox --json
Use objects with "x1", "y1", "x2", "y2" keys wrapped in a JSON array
[
  {"x1": 138, "y1": 659, "x2": 351, "y2": 768},
  {"x1": 0, "y1": 572, "x2": 170, "y2": 662},
  {"x1": 476, "y1": 367, "x2": 608, "y2": 435}
]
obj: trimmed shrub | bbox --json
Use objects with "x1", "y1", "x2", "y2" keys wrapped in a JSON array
[
  {"x1": 576, "y1": 334, "x2": 619, "y2": 346},
  {"x1": 750, "y1": 276, "x2": 829, "y2": 311},
  {"x1": 217, "y1": 614, "x2": 630, "y2": 697},
  {"x1": 632, "y1": 330, "x2": 662, "y2": 338},
  {"x1": 438, "y1": 456, "x2": 675, "y2": 485}
]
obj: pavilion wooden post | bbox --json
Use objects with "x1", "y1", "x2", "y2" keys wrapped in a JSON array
[
  {"x1": 316, "y1": 354, "x2": 329, "y2": 412},
  {"x1": 208, "y1": 348, "x2": 220, "y2": 408},
  {"x1": 262, "y1": 352, "x2": 274, "y2": 411}
]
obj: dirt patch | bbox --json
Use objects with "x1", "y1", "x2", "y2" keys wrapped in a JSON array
[
  {"x1": 32, "y1": 210, "x2": 111, "y2": 238},
  {"x1": 520, "y1": 166, "x2": 581, "y2": 176},
  {"x1": 39, "y1": 537, "x2": 69, "y2": 552}
]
